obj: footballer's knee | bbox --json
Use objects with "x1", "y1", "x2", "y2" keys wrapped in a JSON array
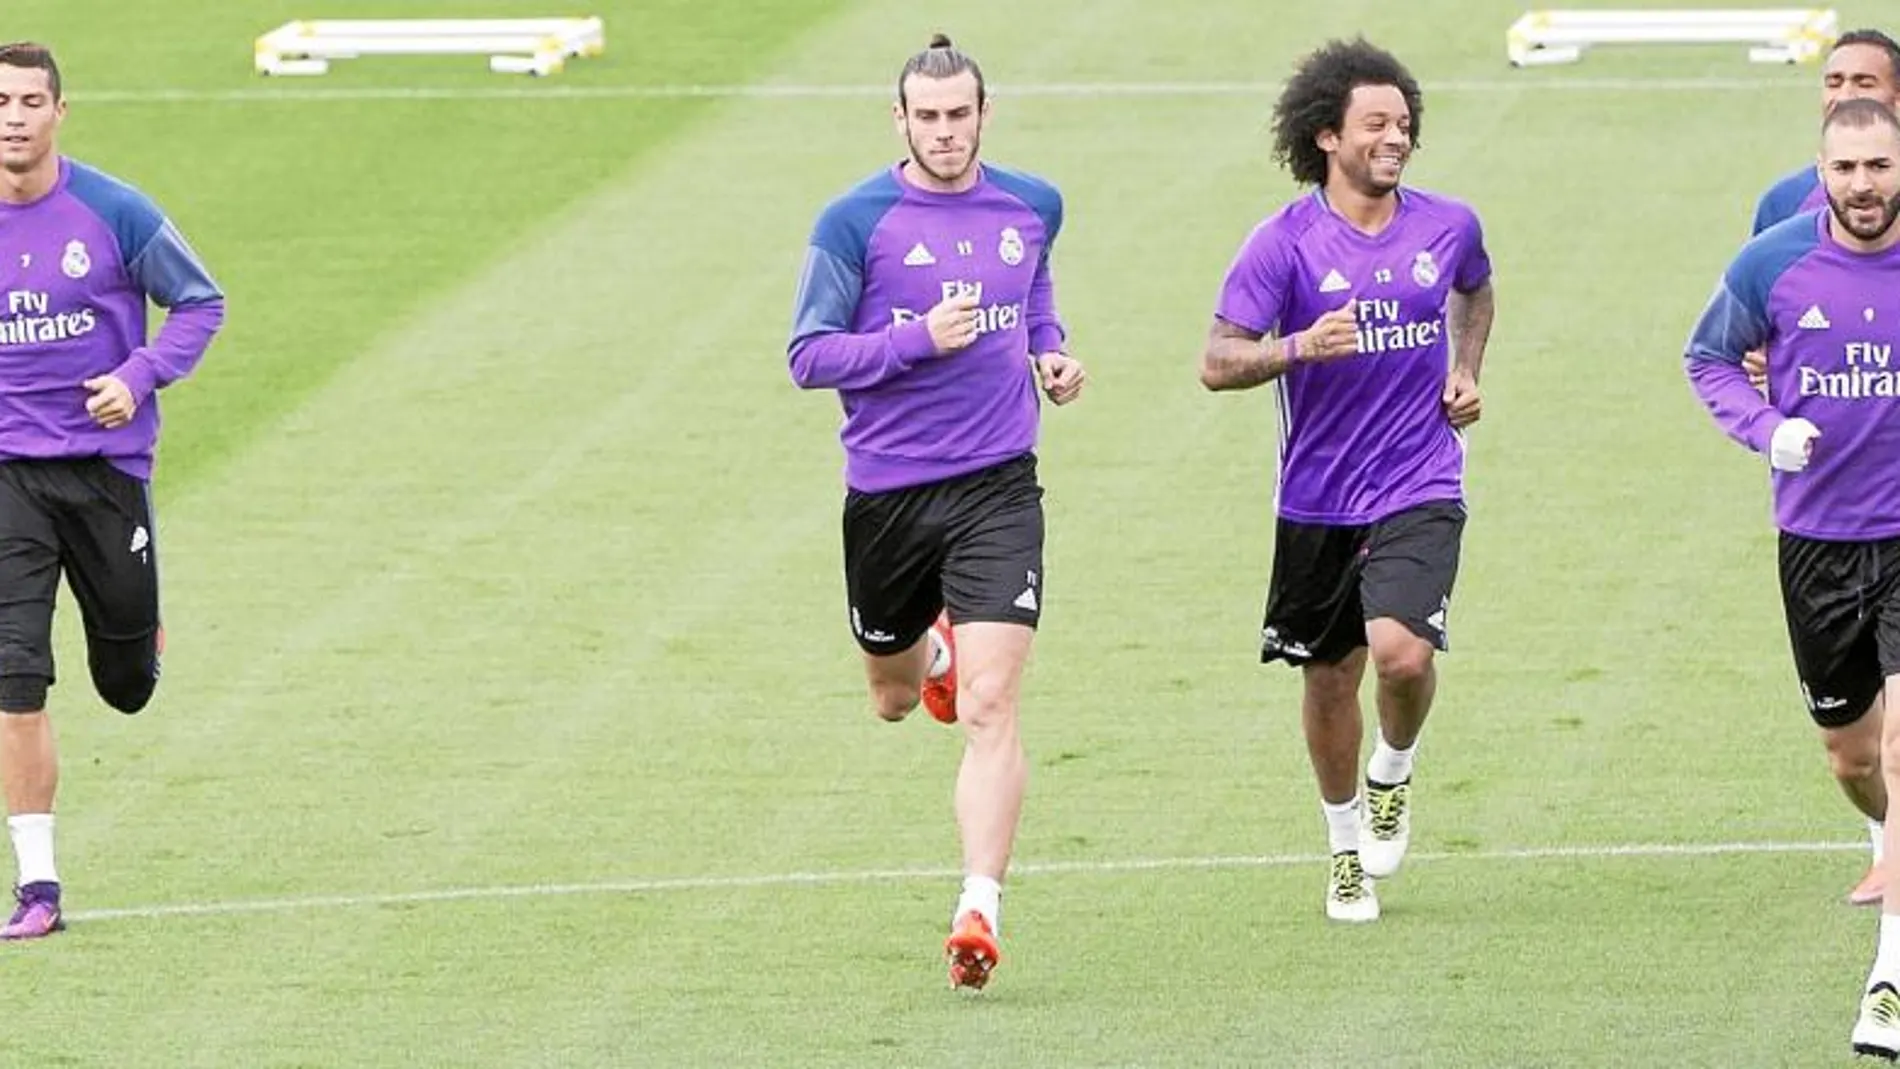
[
  {"x1": 956, "y1": 670, "x2": 1019, "y2": 735},
  {"x1": 1828, "y1": 740, "x2": 1881, "y2": 785},
  {"x1": 1825, "y1": 715, "x2": 1881, "y2": 782},
  {"x1": 1371, "y1": 634, "x2": 1434, "y2": 688},
  {"x1": 99, "y1": 676, "x2": 154, "y2": 715},
  {"x1": 89, "y1": 638, "x2": 157, "y2": 715},
  {"x1": 868, "y1": 680, "x2": 920, "y2": 722}
]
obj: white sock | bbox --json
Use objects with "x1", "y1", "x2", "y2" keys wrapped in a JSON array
[
  {"x1": 955, "y1": 875, "x2": 1002, "y2": 937},
  {"x1": 6, "y1": 814, "x2": 56, "y2": 887},
  {"x1": 925, "y1": 628, "x2": 952, "y2": 680},
  {"x1": 1322, "y1": 796, "x2": 1360, "y2": 855},
  {"x1": 1367, "y1": 734, "x2": 1416, "y2": 785},
  {"x1": 1875, "y1": 913, "x2": 1900, "y2": 986},
  {"x1": 1873, "y1": 820, "x2": 1886, "y2": 864}
]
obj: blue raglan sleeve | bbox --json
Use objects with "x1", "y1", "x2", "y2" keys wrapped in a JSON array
[
  {"x1": 68, "y1": 166, "x2": 224, "y2": 402},
  {"x1": 787, "y1": 190, "x2": 936, "y2": 391},
  {"x1": 1684, "y1": 223, "x2": 1808, "y2": 452},
  {"x1": 1751, "y1": 169, "x2": 1816, "y2": 237}
]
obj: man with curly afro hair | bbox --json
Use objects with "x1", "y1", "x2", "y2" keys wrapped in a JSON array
[{"x1": 1199, "y1": 37, "x2": 1496, "y2": 924}]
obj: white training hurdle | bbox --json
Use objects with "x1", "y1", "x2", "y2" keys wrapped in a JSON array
[
  {"x1": 255, "y1": 18, "x2": 606, "y2": 77},
  {"x1": 1506, "y1": 8, "x2": 1839, "y2": 67}
]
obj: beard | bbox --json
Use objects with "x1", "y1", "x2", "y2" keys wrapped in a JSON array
[
  {"x1": 1338, "y1": 150, "x2": 1405, "y2": 197},
  {"x1": 906, "y1": 129, "x2": 981, "y2": 185},
  {"x1": 1828, "y1": 187, "x2": 1900, "y2": 242}
]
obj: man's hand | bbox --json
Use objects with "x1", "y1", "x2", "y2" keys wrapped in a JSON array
[
  {"x1": 1293, "y1": 300, "x2": 1360, "y2": 362},
  {"x1": 926, "y1": 292, "x2": 982, "y2": 354},
  {"x1": 1770, "y1": 417, "x2": 1820, "y2": 473},
  {"x1": 83, "y1": 375, "x2": 136, "y2": 429},
  {"x1": 1443, "y1": 367, "x2": 1481, "y2": 429},
  {"x1": 1036, "y1": 352, "x2": 1086, "y2": 405},
  {"x1": 1744, "y1": 348, "x2": 1768, "y2": 391}
]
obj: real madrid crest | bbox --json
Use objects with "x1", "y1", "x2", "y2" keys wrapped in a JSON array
[
  {"x1": 1410, "y1": 250, "x2": 1438, "y2": 287},
  {"x1": 61, "y1": 240, "x2": 91, "y2": 280},
  {"x1": 998, "y1": 226, "x2": 1024, "y2": 267}
]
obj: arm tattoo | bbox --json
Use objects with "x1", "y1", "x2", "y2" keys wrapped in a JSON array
[
  {"x1": 1449, "y1": 282, "x2": 1495, "y2": 379},
  {"x1": 1201, "y1": 319, "x2": 1292, "y2": 391}
]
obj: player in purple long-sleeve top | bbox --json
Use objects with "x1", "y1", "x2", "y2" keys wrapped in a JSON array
[
  {"x1": 787, "y1": 34, "x2": 1085, "y2": 991},
  {"x1": 0, "y1": 43, "x2": 224, "y2": 940},
  {"x1": 1200, "y1": 39, "x2": 1495, "y2": 924},
  {"x1": 1683, "y1": 99, "x2": 1900, "y2": 1060},
  {"x1": 1732, "y1": 29, "x2": 1900, "y2": 909}
]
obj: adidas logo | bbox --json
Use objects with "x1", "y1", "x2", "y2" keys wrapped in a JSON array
[
  {"x1": 903, "y1": 242, "x2": 936, "y2": 267},
  {"x1": 1798, "y1": 304, "x2": 1830, "y2": 330},
  {"x1": 1319, "y1": 269, "x2": 1350, "y2": 293},
  {"x1": 1013, "y1": 586, "x2": 1038, "y2": 612},
  {"x1": 129, "y1": 525, "x2": 149, "y2": 554}
]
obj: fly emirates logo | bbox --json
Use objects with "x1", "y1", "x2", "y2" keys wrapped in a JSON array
[
  {"x1": 0, "y1": 290, "x2": 97, "y2": 347},
  {"x1": 891, "y1": 281, "x2": 1023, "y2": 336},
  {"x1": 1799, "y1": 342, "x2": 1900, "y2": 399},
  {"x1": 1353, "y1": 297, "x2": 1443, "y2": 356}
]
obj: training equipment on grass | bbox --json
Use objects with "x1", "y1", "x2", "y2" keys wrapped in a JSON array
[
  {"x1": 254, "y1": 18, "x2": 606, "y2": 77},
  {"x1": 1506, "y1": 8, "x2": 1839, "y2": 67}
]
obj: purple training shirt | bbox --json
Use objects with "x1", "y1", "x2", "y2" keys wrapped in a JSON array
[
  {"x1": 1687, "y1": 209, "x2": 1900, "y2": 540},
  {"x1": 0, "y1": 157, "x2": 224, "y2": 479},
  {"x1": 1215, "y1": 187, "x2": 1492, "y2": 526},
  {"x1": 787, "y1": 162, "x2": 1065, "y2": 494}
]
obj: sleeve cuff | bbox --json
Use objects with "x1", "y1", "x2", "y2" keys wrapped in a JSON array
[
  {"x1": 111, "y1": 352, "x2": 159, "y2": 403},
  {"x1": 1029, "y1": 325, "x2": 1066, "y2": 355},
  {"x1": 1748, "y1": 413, "x2": 1785, "y2": 455}
]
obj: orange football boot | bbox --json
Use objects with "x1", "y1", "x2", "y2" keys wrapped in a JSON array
[
  {"x1": 920, "y1": 612, "x2": 957, "y2": 725},
  {"x1": 945, "y1": 910, "x2": 1000, "y2": 990}
]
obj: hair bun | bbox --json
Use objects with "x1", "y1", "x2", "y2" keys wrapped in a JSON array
[{"x1": 928, "y1": 32, "x2": 954, "y2": 49}]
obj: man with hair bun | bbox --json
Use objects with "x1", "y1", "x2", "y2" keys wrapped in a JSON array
[{"x1": 785, "y1": 33, "x2": 1086, "y2": 990}]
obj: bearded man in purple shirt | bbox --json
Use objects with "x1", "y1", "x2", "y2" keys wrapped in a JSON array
[
  {"x1": 1736, "y1": 28, "x2": 1900, "y2": 909},
  {"x1": 1200, "y1": 38, "x2": 1495, "y2": 924},
  {"x1": 786, "y1": 34, "x2": 1085, "y2": 991},
  {"x1": 0, "y1": 42, "x2": 224, "y2": 941},
  {"x1": 1684, "y1": 98, "x2": 1900, "y2": 1060}
]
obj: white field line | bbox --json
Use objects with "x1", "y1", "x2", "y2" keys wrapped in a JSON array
[
  {"x1": 67, "y1": 77, "x2": 1808, "y2": 105},
  {"x1": 65, "y1": 838, "x2": 1858, "y2": 923}
]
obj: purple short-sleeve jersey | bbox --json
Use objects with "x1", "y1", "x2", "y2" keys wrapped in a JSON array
[{"x1": 1215, "y1": 188, "x2": 1492, "y2": 525}]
